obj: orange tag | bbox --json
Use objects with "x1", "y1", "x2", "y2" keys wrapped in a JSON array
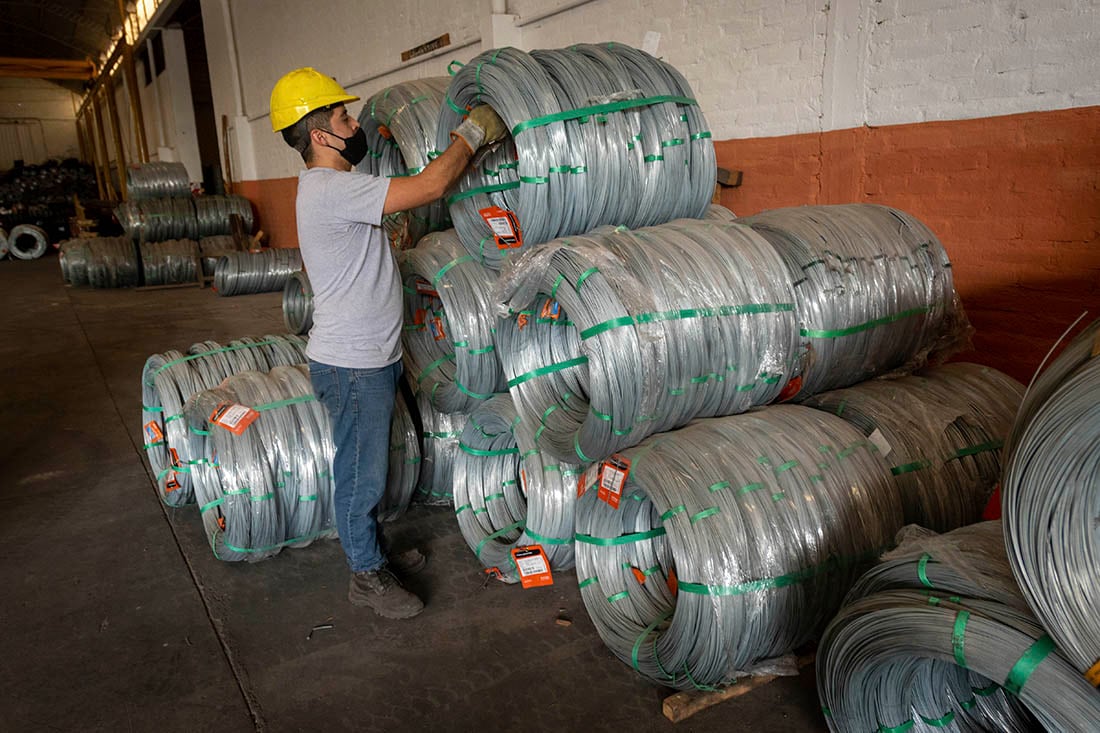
[
  {"x1": 413, "y1": 308, "x2": 427, "y2": 326},
  {"x1": 378, "y1": 124, "x2": 393, "y2": 140},
  {"x1": 1091, "y1": 330, "x2": 1100, "y2": 358},
  {"x1": 165, "y1": 477, "x2": 181, "y2": 493},
  {"x1": 479, "y1": 206, "x2": 523, "y2": 250},
  {"x1": 143, "y1": 420, "x2": 164, "y2": 445},
  {"x1": 631, "y1": 567, "x2": 647, "y2": 585},
  {"x1": 597, "y1": 454, "x2": 631, "y2": 509},
  {"x1": 577, "y1": 464, "x2": 600, "y2": 498},
  {"x1": 517, "y1": 312, "x2": 530, "y2": 331},
  {"x1": 520, "y1": 469, "x2": 528, "y2": 497},
  {"x1": 415, "y1": 279, "x2": 439, "y2": 298},
  {"x1": 511, "y1": 545, "x2": 553, "y2": 588},
  {"x1": 210, "y1": 402, "x2": 260, "y2": 435},
  {"x1": 169, "y1": 447, "x2": 182, "y2": 469},
  {"x1": 1086, "y1": 658, "x2": 1100, "y2": 687},
  {"x1": 216, "y1": 516, "x2": 226, "y2": 531},
  {"x1": 539, "y1": 300, "x2": 561, "y2": 321},
  {"x1": 776, "y1": 375, "x2": 802, "y2": 402},
  {"x1": 430, "y1": 316, "x2": 447, "y2": 341},
  {"x1": 667, "y1": 568, "x2": 678, "y2": 595}
]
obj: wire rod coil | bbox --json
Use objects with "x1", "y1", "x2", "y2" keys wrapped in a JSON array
[
  {"x1": 198, "y1": 235, "x2": 237, "y2": 277},
  {"x1": 141, "y1": 239, "x2": 200, "y2": 285},
  {"x1": 8, "y1": 224, "x2": 49, "y2": 259},
  {"x1": 116, "y1": 197, "x2": 199, "y2": 242},
  {"x1": 0, "y1": 227, "x2": 8, "y2": 258},
  {"x1": 494, "y1": 217, "x2": 800, "y2": 463},
  {"x1": 401, "y1": 229, "x2": 506, "y2": 413},
  {"x1": 436, "y1": 42, "x2": 715, "y2": 268},
  {"x1": 85, "y1": 237, "x2": 140, "y2": 288},
  {"x1": 282, "y1": 270, "x2": 314, "y2": 335},
  {"x1": 378, "y1": 387, "x2": 422, "y2": 522},
  {"x1": 741, "y1": 204, "x2": 969, "y2": 400},
  {"x1": 1001, "y1": 317, "x2": 1100, "y2": 677},
  {"x1": 573, "y1": 405, "x2": 902, "y2": 689},
  {"x1": 213, "y1": 248, "x2": 303, "y2": 296},
  {"x1": 194, "y1": 195, "x2": 254, "y2": 237},
  {"x1": 802, "y1": 363, "x2": 1023, "y2": 532},
  {"x1": 126, "y1": 162, "x2": 191, "y2": 199},
  {"x1": 818, "y1": 521, "x2": 1100, "y2": 732},
  {"x1": 413, "y1": 388, "x2": 468, "y2": 506}
]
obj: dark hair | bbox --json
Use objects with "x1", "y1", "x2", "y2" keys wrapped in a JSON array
[{"x1": 280, "y1": 105, "x2": 337, "y2": 163}]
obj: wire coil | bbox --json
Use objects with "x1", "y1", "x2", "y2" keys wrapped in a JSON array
[
  {"x1": 378, "y1": 388, "x2": 422, "y2": 522},
  {"x1": 141, "y1": 239, "x2": 200, "y2": 285},
  {"x1": 414, "y1": 389, "x2": 468, "y2": 506},
  {"x1": 126, "y1": 162, "x2": 191, "y2": 199},
  {"x1": 194, "y1": 195, "x2": 254, "y2": 237},
  {"x1": 198, "y1": 235, "x2": 237, "y2": 276},
  {"x1": 282, "y1": 270, "x2": 314, "y2": 335},
  {"x1": 213, "y1": 249, "x2": 303, "y2": 296},
  {"x1": 8, "y1": 224, "x2": 49, "y2": 259},
  {"x1": 436, "y1": 43, "x2": 715, "y2": 268},
  {"x1": 116, "y1": 197, "x2": 198, "y2": 242},
  {"x1": 0, "y1": 227, "x2": 8, "y2": 258}
]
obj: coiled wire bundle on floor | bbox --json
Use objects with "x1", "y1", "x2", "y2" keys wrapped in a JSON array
[
  {"x1": 1002, "y1": 317, "x2": 1100, "y2": 678},
  {"x1": 282, "y1": 270, "x2": 314, "y2": 335},
  {"x1": 213, "y1": 248, "x2": 303, "y2": 296},
  {"x1": 357, "y1": 77, "x2": 451, "y2": 248},
  {"x1": 126, "y1": 162, "x2": 191, "y2": 199},
  {"x1": 495, "y1": 218, "x2": 799, "y2": 463},
  {"x1": 413, "y1": 389, "x2": 468, "y2": 506},
  {"x1": 141, "y1": 239, "x2": 200, "y2": 285},
  {"x1": 198, "y1": 235, "x2": 237, "y2": 276},
  {"x1": 574, "y1": 405, "x2": 902, "y2": 689},
  {"x1": 116, "y1": 197, "x2": 198, "y2": 242},
  {"x1": 194, "y1": 195, "x2": 254, "y2": 237},
  {"x1": 8, "y1": 224, "x2": 49, "y2": 259},
  {"x1": 451, "y1": 394, "x2": 583, "y2": 579},
  {"x1": 802, "y1": 363, "x2": 1023, "y2": 532},
  {"x1": 436, "y1": 42, "x2": 715, "y2": 268},
  {"x1": 818, "y1": 521, "x2": 1100, "y2": 732},
  {"x1": 140, "y1": 334, "x2": 309, "y2": 506},
  {"x1": 378, "y1": 389, "x2": 422, "y2": 522},
  {"x1": 59, "y1": 238, "x2": 94, "y2": 284},
  {"x1": 86, "y1": 237, "x2": 140, "y2": 288},
  {"x1": 401, "y1": 229, "x2": 506, "y2": 413},
  {"x1": 183, "y1": 365, "x2": 336, "y2": 562},
  {"x1": 742, "y1": 204, "x2": 968, "y2": 400},
  {"x1": 0, "y1": 227, "x2": 7, "y2": 258}
]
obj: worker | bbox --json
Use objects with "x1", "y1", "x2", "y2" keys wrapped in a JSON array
[{"x1": 270, "y1": 67, "x2": 506, "y2": 619}]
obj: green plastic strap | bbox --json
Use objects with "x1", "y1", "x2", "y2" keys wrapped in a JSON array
[
  {"x1": 576, "y1": 266, "x2": 599, "y2": 290},
  {"x1": 1003, "y1": 634, "x2": 1056, "y2": 696},
  {"x1": 677, "y1": 550, "x2": 878, "y2": 597},
  {"x1": 690, "y1": 131, "x2": 712, "y2": 140},
  {"x1": 199, "y1": 497, "x2": 224, "y2": 513},
  {"x1": 143, "y1": 440, "x2": 165, "y2": 450},
  {"x1": 254, "y1": 394, "x2": 316, "y2": 412},
  {"x1": 973, "y1": 683, "x2": 999, "y2": 697},
  {"x1": 510, "y1": 94, "x2": 697, "y2": 136},
  {"x1": 459, "y1": 443, "x2": 519, "y2": 457},
  {"x1": 507, "y1": 355, "x2": 589, "y2": 387},
  {"x1": 660, "y1": 505, "x2": 686, "y2": 521},
  {"x1": 143, "y1": 405, "x2": 164, "y2": 412},
  {"x1": 631, "y1": 608, "x2": 674, "y2": 674},
  {"x1": 607, "y1": 590, "x2": 630, "y2": 603},
  {"x1": 952, "y1": 610, "x2": 970, "y2": 667},
  {"x1": 447, "y1": 180, "x2": 520, "y2": 205},
  {"x1": 416, "y1": 353, "x2": 456, "y2": 384},
  {"x1": 891, "y1": 459, "x2": 932, "y2": 476},
  {"x1": 445, "y1": 95, "x2": 466, "y2": 114},
  {"x1": 484, "y1": 492, "x2": 506, "y2": 503},
  {"x1": 575, "y1": 527, "x2": 667, "y2": 546},
  {"x1": 218, "y1": 526, "x2": 333, "y2": 556},
  {"x1": 877, "y1": 720, "x2": 914, "y2": 733},
  {"x1": 689, "y1": 507, "x2": 720, "y2": 524},
  {"x1": 578, "y1": 576, "x2": 599, "y2": 589},
  {"x1": 433, "y1": 254, "x2": 473, "y2": 285},
  {"x1": 579, "y1": 303, "x2": 794, "y2": 340},
  {"x1": 475, "y1": 519, "x2": 525, "y2": 558},
  {"x1": 523, "y1": 527, "x2": 573, "y2": 545},
  {"x1": 454, "y1": 381, "x2": 494, "y2": 400},
  {"x1": 801, "y1": 306, "x2": 928, "y2": 338},
  {"x1": 920, "y1": 712, "x2": 955, "y2": 728},
  {"x1": 953, "y1": 439, "x2": 1004, "y2": 459},
  {"x1": 148, "y1": 338, "x2": 286, "y2": 382},
  {"x1": 918, "y1": 553, "x2": 934, "y2": 588},
  {"x1": 660, "y1": 138, "x2": 684, "y2": 148},
  {"x1": 448, "y1": 60, "x2": 464, "y2": 75}
]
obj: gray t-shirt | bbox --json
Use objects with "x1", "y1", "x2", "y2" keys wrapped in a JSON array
[{"x1": 295, "y1": 167, "x2": 399, "y2": 369}]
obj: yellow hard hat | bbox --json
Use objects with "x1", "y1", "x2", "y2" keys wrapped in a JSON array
[{"x1": 270, "y1": 67, "x2": 359, "y2": 132}]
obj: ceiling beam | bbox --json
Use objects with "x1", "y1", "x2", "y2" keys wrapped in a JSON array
[{"x1": 0, "y1": 56, "x2": 96, "y2": 80}]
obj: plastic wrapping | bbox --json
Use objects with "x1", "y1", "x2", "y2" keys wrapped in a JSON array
[
  {"x1": 400, "y1": 229, "x2": 506, "y2": 413},
  {"x1": 413, "y1": 389, "x2": 467, "y2": 506},
  {"x1": 494, "y1": 218, "x2": 799, "y2": 463},
  {"x1": 436, "y1": 43, "x2": 715, "y2": 268},
  {"x1": 802, "y1": 363, "x2": 1023, "y2": 531},
  {"x1": 116, "y1": 197, "x2": 198, "y2": 242},
  {"x1": 126, "y1": 162, "x2": 190, "y2": 199},
  {"x1": 574, "y1": 405, "x2": 902, "y2": 689},
  {"x1": 141, "y1": 239, "x2": 200, "y2": 285},
  {"x1": 193, "y1": 195, "x2": 254, "y2": 237},
  {"x1": 451, "y1": 394, "x2": 583, "y2": 580},
  {"x1": 213, "y1": 249, "x2": 303, "y2": 296},
  {"x1": 742, "y1": 204, "x2": 970, "y2": 399},
  {"x1": 1002, "y1": 317, "x2": 1100, "y2": 676},
  {"x1": 819, "y1": 522, "x2": 1100, "y2": 733},
  {"x1": 282, "y1": 270, "x2": 314, "y2": 335},
  {"x1": 356, "y1": 77, "x2": 451, "y2": 249},
  {"x1": 378, "y1": 389, "x2": 422, "y2": 522},
  {"x1": 198, "y1": 235, "x2": 237, "y2": 277}
]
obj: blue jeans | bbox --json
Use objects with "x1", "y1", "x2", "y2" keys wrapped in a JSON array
[{"x1": 309, "y1": 359, "x2": 401, "y2": 573}]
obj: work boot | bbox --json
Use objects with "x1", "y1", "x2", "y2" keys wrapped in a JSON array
[
  {"x1": 348, "y1": 568, "x2": 424, "y2": 619},
  {"x1": 388, "y1": 548, "x2": 427, "y2": 576}
]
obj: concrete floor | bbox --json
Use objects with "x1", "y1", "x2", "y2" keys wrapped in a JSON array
[{"x1": 0, "y1": 256, "x2": 826, "y2": 732}]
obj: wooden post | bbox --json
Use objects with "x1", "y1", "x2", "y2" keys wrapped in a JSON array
[
  {"x1": 82, "y1": 112, "x2": 106, "y2": 200},
  {"x1": 91, "y1": 97, "x2": 116, "y2": 201},
  {"x1": 116, "y1": 0, "x2": 149, "y2": 164},
  {"x1": 661, "y1": 652, "x2": 816, "y2": 723},
  {"x1": 104, "y1": 74, "x2": 129, "y2": 200}
]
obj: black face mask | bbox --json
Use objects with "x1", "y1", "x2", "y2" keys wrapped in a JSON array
[{"x1": 321, "y1": 127, "x2": 369, "y2": 166}]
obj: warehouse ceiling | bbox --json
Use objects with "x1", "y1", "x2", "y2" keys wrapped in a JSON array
[{"x1": 0, "y1": 0, "x2": 119, "y2": 62}]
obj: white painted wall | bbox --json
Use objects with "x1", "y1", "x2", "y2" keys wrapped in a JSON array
[
  {"x1": 0, "y1": 78, "x2": 80, "y2": 169},
  {"x1": 203, "y1": 0, "x2": 1100, "y2": 181}
]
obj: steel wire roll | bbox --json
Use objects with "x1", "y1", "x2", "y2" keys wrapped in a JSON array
[
  {"x1": 0, "y1": 227, "x2": 8, "y2": 258},
  {"x1": 401, "y1": 229, "x2": 506, "y2": 413},
  {"x1": 213, "y1": 248, "x2": 303, "y2": 296},
  {"x1": 357, "y1": 77, "x2": 451, "y2": 248},
  {"x1": 1002, "y1": 317, "x2": 1100, "y2": 677},
  {"x1": 704, "y1": 203, "x2": 737, "y2": 221},
  {"x1": 282, "y1": 270, "x2": 314, "y2": 335},
  {"x1": 58, "y1": 238, "x2": 93, "y2": 284},
  {"x1": 495, "y1": 218, "x2": 799, "y2": 463},
  {"x1": 378, "y1": 388, "x2": 422, "y2": 522},
  {"x1": 574, "y1": 405, "x2": 902, "y2": 689},
  {"x1": 116, "y1": 197, "x2": 198, "y2": 242},
  {"x1": 818, "y1": 521, "x2": 1100, "y2": 732},
  {"x1": 141, "y1": 239, "x2": 200, "y2": 285},
  {"x1": 198, "y1": 235, "x2": 237, "y2": 276},
  {"x1": 741, "y1": 204, "x2": 968, "y2": 400},
  {"x1": 86, "y1": 237, "x2": 139, "y2": 288},
  {"x1": 436, "y1": 42, "x2": 715, "y2": 268},
  {"x1": 194, "y1": 195, "x2": 254, "y2": 237},
  {"x1": 126, "y1": 162, "x2": 191, "y2": 199},
  {"x1": 8, "y1": 224, "x2": 49, "y2": 259},
  {"x1": 413, "y1": 388, "x2": 468, "y2": 506},
  {"x1": 802, "y1": 363, "x2": 1022, "y2": 532}
]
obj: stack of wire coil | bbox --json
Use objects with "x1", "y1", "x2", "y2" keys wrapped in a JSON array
[
  {"x1": 213, "y1": 248, "x2": 303, "y2": 296},
  {"x1": 741, "y1": 204, "x2": 968, "y2": 400},
  {"x1": 378, "y1": 389, "x2": 422, "y2": 522},
  {"x1": 141, "y1": 239, "x2": 200, "y2": 285},
  {"x1": 86, "y1": 237, "x2": 140, "y2": 288},
  {"x1": 574, "y1": 405, "x2": 902, "y2": 689},
  {"x1": 401, "y1": 229, "x2": 505, "y2": 413},
  {"x1": 494, "y1": 217, "x2": 799, "y2": 464},
  {"x1": 818, "y1": 521, "x2": 1100, "y2": 732},
  {"x1": 436, "y1": 42, "x2": 715, "y2": 268},
  {"x1": 116, "y1": 197, "x2": 198, "y2": 242},
  {"x1": 452, "y1": 394, "x2": 583, "y2": 579},
  {"x1": 126, "y1": 162, "x2": 191, "y2": 199},
  {"x1": 413, "y1": 389, "x2": 468, "y2": 506},
  {"x1": 1001, "y1": 317, "x2": 1100, "y2": 679},
  {"x1": 357, "y1": 77, "x2": 451, "y2": 248},
  {"x1": 140, "y1": 334, "x2": 309, "y2": 506},
  {"x1": 183, "y1": 365, "x2": 337, "y2": 562},
  {"x1": 198, "y1": 235, "x2": 237, "y2": 276},
  {"x1": 194, "y1": 195, "x2": 254, "y2": 237},
  {"x1": 802, "y1": 363, "x2": 1023, "y2": 532},
  {"x1": 282, "y1": 270, "x2": 314, "y2": 335},
  {"x1": 7, "y1": 224, "x2": 50, "y2": 259}
]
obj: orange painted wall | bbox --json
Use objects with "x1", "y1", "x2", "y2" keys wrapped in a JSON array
[{"x1": 238, "y1": 106, "x2": 1100, "y2": 383}]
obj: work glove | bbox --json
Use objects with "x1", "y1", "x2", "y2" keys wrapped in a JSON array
[{"x1": 451, "y1": 105, "x2": 508, "y2": 153}]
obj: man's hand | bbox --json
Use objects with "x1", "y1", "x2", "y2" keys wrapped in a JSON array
[{"x1": 450, "y1": 105, "x2": 507, "y2": 153}]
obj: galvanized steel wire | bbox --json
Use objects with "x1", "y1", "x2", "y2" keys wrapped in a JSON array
[
  {"x1": 401, "y1": 229, "x2": 506, "y2": 413},
  {"x1": 141, "y1": 239, "x2": 200, "y2": 285},
  {"x1": 436, "y1": 42, "x2": 715, "y2": 268},
  {"x1": 1002, "y1": 317, "x2": 1100, "y2": 677},
  {"x1": 116, "y1": 197, "x2": 198, "y2": 242},
  {"x1": 282, "y1": 270, "x2": 314, "y2": 335},
  {"x1": 194, "y1": 195, "x2": 254, "y2": 237},
  {"x1": 818, "y1": 521, "x2": 1100, "y2": 732},
  {"x1": 126, "y1": 162, "x2": 191, "y2": 199},
  {"x1": 574, "y1": 405, "x2": 902, "y2": 689},
  {"x1": 198, "y1": 235, "x2": 237, "y2": 276},
  {"x1": 8, "y1": 223, "x2": 49, "y2": 259},
  {"x1": 378, "y1": 389, "x2": 422, "y2": 522},
  {"x1": 213, "y1": 249, "x2": 303, "y2": 296},
  {"x1": 414, "y1": 389, "x2": 467, "y2": 506}
]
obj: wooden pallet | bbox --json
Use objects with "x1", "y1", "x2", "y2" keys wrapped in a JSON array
[{"x1": 662, "y1": 652, "x2": 815, "y2": 723}]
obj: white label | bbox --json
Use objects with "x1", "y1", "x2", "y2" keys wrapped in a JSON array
[
  {"x1": 600, "y1": 466, "x2": 627, "y2": 496},
  {"x1": 515, "y1": 552, "x2": 549, "y2": 577},
  {"x1": 215, "y1": 404, "x2": 255, "y2": 430},
  {"x1": 486, "y1": 216, "x2": 515, "y2": 238},
  {"x1": 868, "y1": 428, "x2": 892, "y2": 457},
  {"x1": 579, "y1": 464, "x2": 600, "y2": 492}
]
